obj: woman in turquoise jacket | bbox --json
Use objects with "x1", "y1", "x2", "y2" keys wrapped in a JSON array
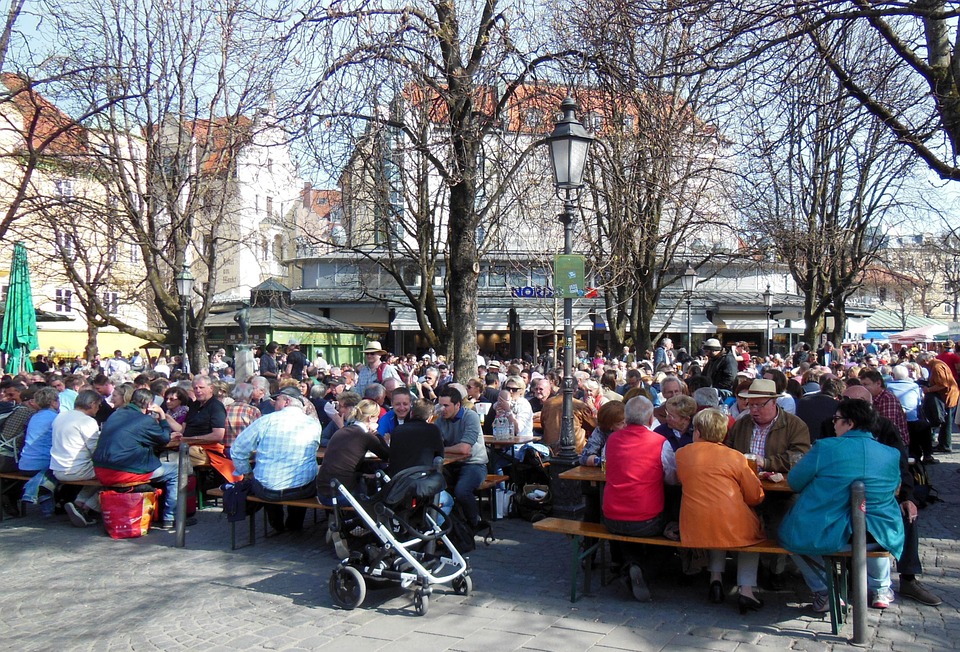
[{"x1": 779, "y1": 398, "x2": 904, "y2": 612}]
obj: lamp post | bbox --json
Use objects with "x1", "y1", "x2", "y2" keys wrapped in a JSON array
[
  {"x1": 174, "y1": 263, "x2": 195, "y2": 375},
  {"x1": 681, "y1": 263, "x2": 698, "y2": 352},
  {"x1": 546, "y1": 97, "x2": 593, "y2": 464},
  {"x1": 763, "y1": 284, "x2": 774, "y2": 357}
]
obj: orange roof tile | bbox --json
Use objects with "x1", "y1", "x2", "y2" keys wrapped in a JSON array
[{"x1": 1, "y1": 73, "x2": 88, "y2": 155}]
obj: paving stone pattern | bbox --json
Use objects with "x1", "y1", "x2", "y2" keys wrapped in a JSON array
[{"x1": 2, "y1": 459, "x2": 959, "y2": 651}]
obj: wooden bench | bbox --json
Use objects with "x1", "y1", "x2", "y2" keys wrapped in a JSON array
[
  {"x1": 207, "y1": 487, "x2": 337, "y2": 550},
  {"x1": 534, "y1": 516, "x2": 888, "y2": 636},
  {"x1": 0, "y1": 471, "x2": 144, "y2": 521}
]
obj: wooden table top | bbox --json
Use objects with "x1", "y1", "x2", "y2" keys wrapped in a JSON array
[
  {"x1": 558, "y1": 464, "x2": 793, "y2": 492},
  {"x1": 483, "y1": 435, "x2": 539, "y2": 447}
]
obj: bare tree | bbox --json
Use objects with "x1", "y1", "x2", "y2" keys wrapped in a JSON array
[
  {"x1": 289, "y1": 0, "x2": 564, "y2": 380},
  {"x1": 737, "y1": 28, "x2": 922, "y2": 344},
  {"x1": 36, "y1": 0, "x2": 289, "y2": 366},
  {"x1": 559, "y1": 0, "x2": 741, "y2": 353},
  {"x1": 660, "y1": 1, "x2": 960, "y2": 181}
]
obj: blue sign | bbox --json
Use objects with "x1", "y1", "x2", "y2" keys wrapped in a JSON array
[{"x1": 510, "y1": 286, "x2": 554, "y2": 299}]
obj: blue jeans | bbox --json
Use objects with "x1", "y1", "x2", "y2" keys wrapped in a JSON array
[
  {"x1": 448, "y1": 463, "x2": 485, "y2": 525},
  {"x1": 793, "y1": 554, "x2": 890, "y2": 595},
  {"x1": 150, "y1": 461, "x2": 179, "y2": 523}
]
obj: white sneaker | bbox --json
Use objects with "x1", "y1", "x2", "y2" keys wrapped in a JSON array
[{"x1": 871, "y1": 589, "x2": 894, "y2": 609}]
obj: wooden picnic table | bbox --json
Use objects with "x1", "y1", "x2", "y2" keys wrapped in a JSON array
[
  {"x1": 483, "y1": 435, "x2": 539, "y2": 447},
  {"x1": 558, "y1": 464, "x2": 793, "y2": 493}
]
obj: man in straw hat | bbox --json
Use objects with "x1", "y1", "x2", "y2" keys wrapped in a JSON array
[
  {"x1": 356, "y1": 341, "x2": 399, "y2": 395},
  {"x1": 726, "y1": 378, "x2": 811, "y2": 473},
  {"x1": 727, "y1": 377, "x2": 812, "y2": 590}
]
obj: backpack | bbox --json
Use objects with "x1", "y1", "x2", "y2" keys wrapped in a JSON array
[
  {"x1": 445, "y1": 502, "x2": 477, "y2": 553},
  {"x1": 510, "y1": 447, "x2": 553, "y2": 522},
  {"x1": 910, "y1": 459, "x2": 942, "y2": 508}
]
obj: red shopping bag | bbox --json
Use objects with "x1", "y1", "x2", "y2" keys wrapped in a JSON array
[{"x1": 100, "y1": 490, "x2": 161, "y2": 539}]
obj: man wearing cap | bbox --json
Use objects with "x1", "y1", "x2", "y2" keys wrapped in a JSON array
[
  {"x1": 702, "y1": 338, "x2": 738, "y2": 392},
  {"x1": 726, "y1": 378, "x2": 810, "y2": 473},
  {"x1": 230, "y1": 386, "x2": 322, "y2": 532},
  {"x1": 356, "y1": 341, "x2": 400, "y2": 395},
  {"x1": 917, "y1": 352, "x2": 959, "y2": 454}
]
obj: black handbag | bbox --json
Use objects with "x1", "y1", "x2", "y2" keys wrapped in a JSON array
[{"x1": 923, "y1": 392, "x2": 946, "y2": 428}]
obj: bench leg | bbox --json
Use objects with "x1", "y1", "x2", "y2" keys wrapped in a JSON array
[{"x1": 805, "y1": 555, "x2": 846, "y2": 635}]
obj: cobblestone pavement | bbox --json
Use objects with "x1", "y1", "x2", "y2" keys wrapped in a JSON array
[{"x1": 2, "y1": 459, "x2": 959, "y2": 652}]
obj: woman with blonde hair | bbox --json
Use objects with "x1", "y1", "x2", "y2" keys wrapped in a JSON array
[
  {"x1": 676, "y1": 408, "x2": 765, "y2": 613},
  {"x1": 654, "y1": 395, "x2": 697, "y2": 451},
  {"x1": 316, "y1": 399, "x2": 390, "y2": 504}
]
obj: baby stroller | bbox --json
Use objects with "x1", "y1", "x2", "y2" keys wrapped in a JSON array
[{"x1": 327, "y1": 462, "x2": 472, "y2": 616}]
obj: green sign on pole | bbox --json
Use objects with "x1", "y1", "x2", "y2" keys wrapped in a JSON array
[{"x1": 554, "y1": 255, "x2": 585, "y2": 298}]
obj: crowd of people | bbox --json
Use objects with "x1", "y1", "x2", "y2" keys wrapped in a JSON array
[{"x1": 1, "y1": 334, "x2": 954, "y2": 613}]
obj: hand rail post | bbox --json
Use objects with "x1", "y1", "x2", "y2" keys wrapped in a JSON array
[
  {"x1": 850, "y1": 480, "x2": 867, "y2": 644},
  {"x1": 175, "y1": 440, "x2": 188, "y2": 548}
]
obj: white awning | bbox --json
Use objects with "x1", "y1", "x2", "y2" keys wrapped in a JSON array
[
  {"x1": 716, "y1": 318, "x2": 774, "y2": 331},
  {"x1": 391, "y1": 305, "x2": 717, "y2": 334},
  {"x1": 390, "y1": 306, "x2": 596, "y2": 332}
]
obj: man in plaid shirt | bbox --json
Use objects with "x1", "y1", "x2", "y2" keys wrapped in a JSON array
[
  {"x1": 223, "y1": 383, "x2": 261, "y2": 452},
  {"x1": 859, "y1": 369, "x2": 909, "y2": 447},
  {"x1": 230, "y1": 387, "x2": 322, "y2": 532}
]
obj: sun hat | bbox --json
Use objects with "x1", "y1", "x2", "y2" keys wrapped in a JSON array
[
  {"x1": 363, "y1": 341, "x2": 388, "y2": 355},
  {"x1": 737, "y1": 378, "x2": 779, "y2": 399}
]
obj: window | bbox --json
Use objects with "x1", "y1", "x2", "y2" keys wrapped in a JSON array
[
  {"x1": 273, "y1": 234, "x2": 283, "y2": 261},
  {"x1": 55, "y1": 178, "x2": 73, "y2": 200},
  {"x1": 531, "y1": 269, "x2": 548, "y2": 287},
  {"x1": 56, "y1": 233, "x2": 76, "y2": 261},
  {"x1": 524, "y1": 109, "x2": 540, "y2": 129},
  {"x1": 55, "y1": 288, "x2": 72, "y2": 312},
  {"x1": 488, "y1": 266, "x2": 506, "y2": 287},
  {"x1": 102, "y1": 291, "x2": 119, "y2": 315},
  {"x1": 0, "y1": 284, "x2": 7, "y2": 304},
  {"x1": 621, "y1": 115, "x2": 635, "y2": 130},
  {"x1": 878, "y1": 287, "x2": 887, "y2": 302},
  {"x1": 107, "y1": 242, "x2": 118, "y2": 263},
  {"x1": 129, "y1": 242, "x2": 141, "y2": 264},
  {"x1": 265, "y1": 195, "x2": 273, "y2": 218},
  {"x1": 507, "y1": 269, "x2": 527, "y2": 287}
]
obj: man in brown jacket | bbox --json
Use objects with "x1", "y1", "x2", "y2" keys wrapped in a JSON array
[
  {"x1": 726, "y1": 379, "x2": 811, "y2": 473},
  {"x1": 539, "y1": 370, "x2": 596, "y2": 455},
  {"x1": 725, "y1": 377, "x2": 811, "y2": 589},
  {"x1": 918, "y1": 352, "x2": 959, "y2": 454}
]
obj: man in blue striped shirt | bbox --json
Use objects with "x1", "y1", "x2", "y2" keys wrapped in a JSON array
[{"x1": 231, "y1": 387, "x2": 322, "y2": 532}]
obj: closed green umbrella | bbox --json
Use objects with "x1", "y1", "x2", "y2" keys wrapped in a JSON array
[{"x1": 1, "y1": 242, "x2": 38, "y2": 373}]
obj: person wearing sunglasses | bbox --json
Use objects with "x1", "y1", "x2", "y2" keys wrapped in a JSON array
[
  {"x1": 486, "y1": 376, "x2": 533, "y2": 439},
  {"x1": 780, "y1": 397, "x2": 904, "y2": 613}
]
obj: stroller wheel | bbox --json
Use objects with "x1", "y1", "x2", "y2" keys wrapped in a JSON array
[
  {"x1": 414, "y1": 590, "x2": 429, "y2": 616},
  {"x1": 452, "y1": 575, "x2": 472, "y2": 596},
  {"x1": 329, "y1": 566, "x2": 366, "y2": 610}
]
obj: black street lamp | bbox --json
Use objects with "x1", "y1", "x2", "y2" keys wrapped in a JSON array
[
  {"x1": 681, "y1": 263, "x2": 698, "y2": 352},
  {"x1": 545, "y1": 97, "x2": 593, "y2": 464},
  {"x1": 174, "y1": 263, "x2": 195, "y2": 375},
  {"x1": 763, "y1": 284, "x2": 774, "y2": 357}
]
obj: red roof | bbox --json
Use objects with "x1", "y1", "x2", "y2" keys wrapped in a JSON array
[{"x1": 1, "y1": 73, "x2": 88, "y2": 155}]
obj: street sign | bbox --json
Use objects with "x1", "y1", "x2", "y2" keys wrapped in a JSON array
[{"x1": 554, "y1": 255, "x2": 585, "y2": 298}]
